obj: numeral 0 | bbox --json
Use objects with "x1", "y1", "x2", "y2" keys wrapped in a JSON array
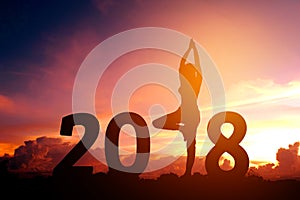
[{"x1": 105, "y1": 112, "x2": 150, "y2": 174}]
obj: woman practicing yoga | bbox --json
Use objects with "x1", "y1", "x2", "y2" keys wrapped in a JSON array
[{"x1": 152, "y1": 39, "x2": 202, "y2": 176}]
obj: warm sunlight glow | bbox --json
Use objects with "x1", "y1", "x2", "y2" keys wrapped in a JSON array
[
  {"x1": 219, "y1": 152, "x2": 235, "y2": 171},
  {"x1": 119, "y1": 125, "x2": 137, "y2": 166},
  {"x1": 221, "y1": 123, "x2": 234, "y2": 139}
]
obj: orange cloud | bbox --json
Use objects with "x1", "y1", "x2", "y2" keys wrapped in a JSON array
[
  {"x1": 0, "y1": 143, "x2": 16, "y2": 156},
  {"x1": 0, "y1": 95, "x2": 14, "y2": 113},
  {"x1": 250, "y1": 141, "x2": 300, "y2": 180}
]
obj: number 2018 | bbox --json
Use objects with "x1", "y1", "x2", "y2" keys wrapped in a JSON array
[{"x1": 53, "y1": 111, "x2": 249, "y2": 178}]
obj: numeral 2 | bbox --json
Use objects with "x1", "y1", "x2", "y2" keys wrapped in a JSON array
[{"x1": 53, "y1": 113, "x2": 99, "y2": 176}]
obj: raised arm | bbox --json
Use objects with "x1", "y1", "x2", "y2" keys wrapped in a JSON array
[
  {"x1": 180, "y1": 39, "x2": 193, "y2": 67},
  {"x1": 180, "y1": 39, "x2": 200, "y2": 71},
  {"x1": 190, "y1": 39, "x2": 200, "y2": 69}
]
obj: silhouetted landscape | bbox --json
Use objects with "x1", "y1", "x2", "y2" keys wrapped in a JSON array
[
  {"x1": 1, "y1": 169, "x2": 299, "y2": 200},
  {"x1": 1, "y1": 136, "x2": 299, "y2": 199}
]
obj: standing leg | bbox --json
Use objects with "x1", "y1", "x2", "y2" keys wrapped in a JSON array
[{"x1": 184, "y1": 139, "x2": 196, "y2": 176}]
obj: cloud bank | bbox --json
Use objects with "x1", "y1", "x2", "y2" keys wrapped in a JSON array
[
  {"x1": 0, "y1": 136, "x2": 106, "y2": 175},
  {"x1": 1, "y1": 136, "x2": 299, "y2": 180},
  {"x1": 250, "y1": 141, "x2": 300, "y2": 180}
]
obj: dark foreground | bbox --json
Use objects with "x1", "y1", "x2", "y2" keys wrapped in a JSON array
[{"x1": 1, "y1": 172, "x2": 299, "y2": 200}]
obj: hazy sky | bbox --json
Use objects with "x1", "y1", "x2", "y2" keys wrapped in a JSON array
[{"x1": 0, "y1": 0, "x2": 300, "y2": 170}]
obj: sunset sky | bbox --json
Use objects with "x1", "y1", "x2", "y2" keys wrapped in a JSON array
[{"x1": 0, "y1": 0, "x2": 300, "y2": 179}]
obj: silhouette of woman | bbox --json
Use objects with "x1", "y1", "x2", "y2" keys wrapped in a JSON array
[{"x1": 152, "y1": 39, "x2": 202, "y2": 176}]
